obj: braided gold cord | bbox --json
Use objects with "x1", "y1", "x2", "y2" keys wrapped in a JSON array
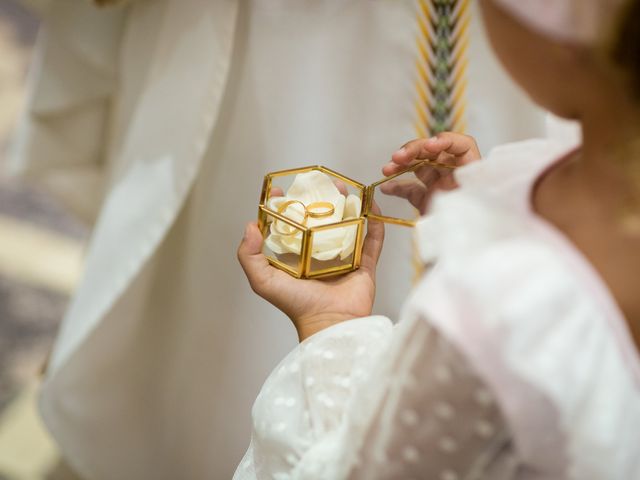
[{"x1": 412, "y1": 0, "x2": 471, "y2": 281}]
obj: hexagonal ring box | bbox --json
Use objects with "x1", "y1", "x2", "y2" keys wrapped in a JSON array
[{"x1": 258, "y1": 161, "x2": 455, "y2": 279}]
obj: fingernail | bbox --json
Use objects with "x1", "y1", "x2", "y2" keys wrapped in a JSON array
[
  {"x1": 243, "y1": 224, "x2": 251, "y2": 240},
  {"x1": 426, "y1": 136, "x2": 439, "y2": 144},
  {"x1": 393, "y1": 147, "x2": 406, "y2": 156}
]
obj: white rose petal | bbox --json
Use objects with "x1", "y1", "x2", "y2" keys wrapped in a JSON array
[
  {"x1": 287, "y1": 171, "x2": 342, "y2": 206},
  {"x1": 344, "y1": 194, "x2": 361, "y2": 219},
  {"x1": 339, "y1": 226, "x2": 358, "y2": 260},
  {"x1": 264, "y1": 234, "x2": 288, "y2": 254}
]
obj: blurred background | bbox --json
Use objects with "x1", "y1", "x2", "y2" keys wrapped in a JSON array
[{"x1": 0, "y1": 1, "x2": 86, "y2": 478}]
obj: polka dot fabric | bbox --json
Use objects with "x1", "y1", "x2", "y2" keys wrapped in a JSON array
[
  {"x1": 349, "y1": 316, "x2": 513, "y2": 479},
  {"x1": 234, "y1": 315, "x2": 515, "y2": 479}
]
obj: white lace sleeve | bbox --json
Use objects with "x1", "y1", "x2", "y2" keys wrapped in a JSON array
[
  {"x1": 234, "y1": 314, "x2": 517, "y2": 480},
  {"x1": 347, "y1": 315, "x2": 517, "y2": 480}
]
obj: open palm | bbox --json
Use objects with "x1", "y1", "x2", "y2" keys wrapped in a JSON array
[{"x1": 238, "y1": 219, "x2": 384, "y2": 341}]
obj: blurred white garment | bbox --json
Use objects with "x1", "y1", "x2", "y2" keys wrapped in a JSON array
[
  {"x1": 235, "y1": 139, "x2": 640, "y2": 479},
  {"x1": 10, "y1": 1, "x2": 555, "y2": 479}
]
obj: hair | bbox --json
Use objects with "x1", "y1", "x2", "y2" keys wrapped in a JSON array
[{"x1": 610, "y1": 0, "x2": 640, "y2": 99}]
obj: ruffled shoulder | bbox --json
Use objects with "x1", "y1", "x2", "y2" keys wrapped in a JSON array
[
  {"x1": 415, "y1": 138, "x2": 573, "y2": 264},
  {"x1": 456, "y1": 138, "x2": 575, "y2": 193}
]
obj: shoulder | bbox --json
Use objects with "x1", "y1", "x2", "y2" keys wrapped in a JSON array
[
  {"x1": 414, "y1": 138, "x2": 576, "y2": 264},
  {"x1": 454, "y1": 138, "x2": 574, "y2": 194},
  {"x1": 410, "y1": 232, "x2": 581, "y2": 326},
  {"x1": 406, "y1": 231, "x2": 640, "y2": 478}
]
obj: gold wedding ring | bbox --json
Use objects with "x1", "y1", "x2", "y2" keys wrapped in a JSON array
[
  {"x1": 274, "y1": 200, "x2": 305, "y2": 235},
  {"x1": 305, "y1": 201, "x2": 335, "y2": 218},
  {"x1": 277, "y1": 200, "x2": 307, "y2": 216},
  {"x1": 273, "y1": 199, "x2": 336, "y2": 235}
]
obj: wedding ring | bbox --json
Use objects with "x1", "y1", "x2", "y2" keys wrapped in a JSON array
[
  {"x1": 273, "y1": 200, "x2": 336, "y2": 235},
  {"x1": 273, "y1": 221, "x2": 298, "y2": 236},
  {"x1": 305, "y1": 201, "x2": 335, "y2": 218},
  {"x1": 274, "y1": 200, "x2": 306, "y2": 235},
  {"x1": 277, "y1": 200, "x2": 307, "y2": 215}
]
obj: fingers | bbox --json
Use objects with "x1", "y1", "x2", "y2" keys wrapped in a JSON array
[
  {"x1": 412, "y1": 162, "x2": 441, "y2": 187},
  {"x1": 426, "y1": 132, "x2": 481, "y2": 160},
  {"x1": 391, "y1": 138, "x2": 440, "y2": 166},
  {"x1": 270, "y1": 187, "x2": 285, "y2": 197},
  {"x1": 237, "y1": 222, "x2": 274, "y2": 295},
  {"x1": 382, "y1": 161, "x2": 416, "y2": 176},
  {"x1": 389, "y1": 132, "x2": 481, "y2": 168},
  {"x1": 360, "y1": 203, "x2": 385, "y2": 276},
  {"x1": 379, "y1": 178, "x2": 428, "y2": 212},
  {"x1": 333, "y1": 179, "x2": 348, "y2": 196}
]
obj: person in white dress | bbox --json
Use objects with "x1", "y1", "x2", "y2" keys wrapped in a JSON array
[
  {"x1": 236, "y1": 0, "x2": 640, "y2": 478},
  {"x1": 9, "y1": 1, "x2": 558, "y2": 478}
]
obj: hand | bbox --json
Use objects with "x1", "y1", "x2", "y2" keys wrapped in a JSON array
[
  {"x1": 237, "y1": 218, "x2": 384, "y2": 342},
  {"x1": 380, "y1": 132, "x2": 481, "y2": 214}
]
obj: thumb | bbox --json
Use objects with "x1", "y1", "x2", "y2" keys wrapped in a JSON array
[
  {"x1": 237, "y1": 222, "x2": 273, "y2": 294},
  {"x1": 360, "y1": 203, "x2": 385, "y2": 276}
]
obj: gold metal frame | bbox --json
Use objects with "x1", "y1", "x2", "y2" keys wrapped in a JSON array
[
  {"x1": 258, "y1": 205, "x2": 309, "y2": 278},
  {"x1": 306, "y1": 218, "x2": 365, "y2": 278},
  {"x1": 365, "y1": 160, "x2": 456, "y2": 227},
  {"x1": 258, "y1": 161, "x2": 455, "y2": 278}
]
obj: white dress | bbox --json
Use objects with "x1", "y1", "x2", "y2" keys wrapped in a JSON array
[{"x1": 234, "y1": 139, "x2": 640, "y2": 480}]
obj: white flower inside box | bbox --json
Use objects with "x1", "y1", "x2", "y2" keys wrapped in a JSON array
[{"x1": 258, "y1": 162, "x2": 453, "y2": 279}]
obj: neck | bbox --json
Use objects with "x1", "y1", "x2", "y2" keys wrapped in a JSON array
[
  {"x1": 578, "y1": 91, "x2": 640, "y2": 220},
  {"x1": 581, "y1": 92, "x2": 638, "y2": 165}
]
